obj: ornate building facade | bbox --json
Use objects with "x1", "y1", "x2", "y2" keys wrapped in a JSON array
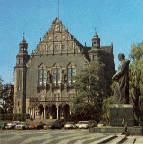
[{"x1": 13, "y1": 18, "x2": 115, "y2": 119}]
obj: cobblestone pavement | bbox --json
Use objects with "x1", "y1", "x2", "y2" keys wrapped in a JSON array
[{"x1": 0, "y1": 129, "x2": 142, "y2": 144}]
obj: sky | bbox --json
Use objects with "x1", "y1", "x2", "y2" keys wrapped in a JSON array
[{"x1": 0, "y1": 0, "x2": 143, "y2": 85}]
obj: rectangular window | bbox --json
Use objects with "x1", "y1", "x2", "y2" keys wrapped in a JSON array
[
  {"x1": 54, "y1": 94, "x2": 59, "y2": 101},
  {"x1": 49, "y1": 45, "x2": 53, "y2": 50},
  {"x1": 55, "y1": 36, "x2": 59, "y2": 41},
  {"x1": 53, "y1": 68, "x2": 61, "y2": 84},
  {"x1": 55, "y1": 45, "x2": 58, "y2": 50},
  {"x1": 18, "y1": 101, "x2": 20, "y2": 106},
  {"x1": 62, "y1": 45, "x2": 65, "y2": 50},
  {"x1": 18, "y1": 86, "x2": 21, "y2": 91},
  {"x1": 19, "y1": 59, "x2": 22, "y2": 64},
  {"x1": 67, "y1": 68, "x2": 75, "y2": 84},
  {"x1": 38, "y1": 69, "x2": 47, "y2": 85}
]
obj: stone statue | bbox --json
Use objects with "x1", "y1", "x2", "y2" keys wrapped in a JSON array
[{"x1": 112, "y1": 53, "x2": 130, "y2": 104}]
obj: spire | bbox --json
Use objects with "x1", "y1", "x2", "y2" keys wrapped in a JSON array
[
  {"x1": 22, "y1": 36, "x2": 26, "y2": 43},
  {"x1": 19, "y1": 35, "x2": 28, "y2": 54},
  {"x1": 94, "y1": 28, "x2": 98, "y2": 38},
  {"x1": 91, "y1": 27, "x2": 100, "y2": 49}
]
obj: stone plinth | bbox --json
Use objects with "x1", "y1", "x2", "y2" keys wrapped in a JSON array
[
  {"x1": 110, "y1": 104, "x2": 134, "y2": 126},
  {"x1": 89, "y1": 126, "x2": 143, "y2": 135}
]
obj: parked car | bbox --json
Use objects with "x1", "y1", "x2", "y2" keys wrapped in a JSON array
[
  {"x1": 61, "y1": 121, "x2": 67, "y2": 127},
  {"x1": 97, "y1": 121, "x2": 105, "y2": 127},
  {"x1": 44, "y1": 121, "x2": 62, "y2": 130},
  {"x1": 14, "y1": 122, "x2": 29, "y2": 130},
  {"x1": 5, "y1": 121, "x2": 20, "y2": 129},
  {"x1": 89, "y1": 120, "x2": 97, "y2": 127},
  {"x1": 29, "y1": 121, "x2": 45, "y2": 129},
  {"x1": 0, "y1": 122, "x2": 7, "y2": 130},
  {"x1": 78, "y1": 121, "x2": 91, "y2": 129},
  {"x1": 76, "y1": 121, "x2": 84, "y2": 128},
  {"x1": 64, "y1": 122, "x2": 77, "y2": 129}
]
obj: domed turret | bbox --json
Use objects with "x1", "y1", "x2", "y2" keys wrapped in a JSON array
[{"x1": 19, "y1": 36, "x2": 28, "y2": 54}]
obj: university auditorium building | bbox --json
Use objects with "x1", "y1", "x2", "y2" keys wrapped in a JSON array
[{"x1": 13, "y1": 18, "x2": 115, "y2": 120}]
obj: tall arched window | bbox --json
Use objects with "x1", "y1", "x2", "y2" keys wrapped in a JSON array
[
  {"x1": 67, "y1": 62, "x2": 76, "y2": 84},
  {"x1": 52, "y1": 64, "x2": 61, "y2": 84},
  {"x1": 38, "y1": 68, "x2": 47, "y2": 85}
]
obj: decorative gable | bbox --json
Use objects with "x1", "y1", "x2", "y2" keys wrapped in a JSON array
[
  {"x1": 34, "y1": 18, "x2": 84, "y2": 55},
  {"x1": 67, "y1": 62, "x2": 76, "y2": 67},
  {"x1": 38, "y1": 63, "x2": 47, "y2": 69},
  {"x1": 52, "y1": 62, "x2": 60, "y2": 67}
]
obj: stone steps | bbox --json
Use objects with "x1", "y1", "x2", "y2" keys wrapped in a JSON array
[
  {"x1": 134, "y1": 137, "x2": 143, "y2": 144},
  {"x1": 89, "y1": 134, "x2": 137, "y2": 144}
]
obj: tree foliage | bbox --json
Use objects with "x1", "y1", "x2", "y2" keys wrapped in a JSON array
[
  {"x1": 70, "y1": 61, "x2": 104, "y2": 122},
  {"x1": 0, "y1": 76, "x2": 14, "y2": 114},
  {"x1": 129, "y1": 42, "x2": 143, "y2": 125}
]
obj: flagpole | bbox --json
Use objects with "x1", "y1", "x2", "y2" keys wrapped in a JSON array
[{"x1": 58, "y1": 0, "x2": 59, "y2": 19}]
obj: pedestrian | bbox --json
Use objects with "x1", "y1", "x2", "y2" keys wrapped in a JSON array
[{"x1": 122, "y1": 119, "x2": 129, "y2": 136}]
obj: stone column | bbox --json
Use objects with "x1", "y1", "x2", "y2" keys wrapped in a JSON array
[
  {"x1": 57, "y1": 106, "x2": 59, "y2": 119},
  {"x1": 31, "y1": 107, "x2": 33, "y2": 119},
  {"x1": 44, "y1": 107, "x2": 46, "y2": 119},
  {"x1": 29, "y1": 108, "x2": 30, "y2": 115}
]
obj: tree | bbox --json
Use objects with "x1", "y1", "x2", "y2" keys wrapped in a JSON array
[
  {"x1": 0, "y1": 76, "x2": 3, "y2": 97},
  {"x1": 0, "y1": 76, "x2": 14, "y2": 114},
  {"x1": 70, "y1": 61, "x2": 104, "y2": 122},
  {"x1": 129, "y1": 42, "x2": 143, "y2": 125}
]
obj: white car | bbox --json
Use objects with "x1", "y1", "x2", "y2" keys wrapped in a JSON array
[
  {"x1": 78, "y1": 121, "x2": 91, "y2": 129},
  {"x1": 76, "y1": 121, "x2": 84, "y2": 128},
  {"x1": 5, "y1": 121, "x2": 20, "y2": 129},
  {"x1": 64, "y1": 122, "x2": 77, "y2": 129},
  {"x1": 14, "y1": 122, "x2": 29, "y2": 130}
]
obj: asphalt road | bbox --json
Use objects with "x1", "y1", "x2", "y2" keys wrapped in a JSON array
[{"x1": 0, "y1": 129, "x2": 142, "y2": 144}]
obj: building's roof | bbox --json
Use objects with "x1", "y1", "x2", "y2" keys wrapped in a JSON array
[{"x1": 100, "y1": 46, "x2": 113, "y2": 54}]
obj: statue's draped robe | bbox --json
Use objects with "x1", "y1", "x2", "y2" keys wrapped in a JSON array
[{"x1": 114, "y1": 59, "x2": 130, "y2": 104}]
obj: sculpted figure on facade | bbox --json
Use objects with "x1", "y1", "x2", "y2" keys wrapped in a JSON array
[{"x1": 112, "y1": 53, "x2": 130, "y2": 104}]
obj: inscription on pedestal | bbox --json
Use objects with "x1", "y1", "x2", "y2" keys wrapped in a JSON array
[{"x1": 110, "y1": 104, "x2": 134, "y2": 126}]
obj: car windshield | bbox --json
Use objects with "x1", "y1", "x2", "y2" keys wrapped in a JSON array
[
  {"x1": 33, "y1": 122, "x2": 40, "y2": 125},
  {"x1": 19, "y1": 122, "x2": 26, "y2": 125},
  {"x1": 78, "y1": 121, "x2": 88, "y2": 124},
  {"x1": 11, "y1": 122, "x2": 18, "y2": 125},
  {"x1": 47, "y1": 122, "x2": 54, "y2": 125},
  {"x1": 83, "y1": 122, "x2": 89, "y2": 124},
  {"x1": 78, "y1": 122, "x2": 84, "y2": 124},
  {"x1": 99, "y1": 122, "x2": 103, "y2": 124},
  {"x1": 66, "y1": 122, "x2": 74, "y2": 124}
]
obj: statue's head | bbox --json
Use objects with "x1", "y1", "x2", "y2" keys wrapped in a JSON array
[{"x1": 118, "y1": 53, "x2": 125, "y2": 61}]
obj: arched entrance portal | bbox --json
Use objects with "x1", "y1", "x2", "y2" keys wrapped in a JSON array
[
  {"x1": 38, "y1": 104, "x2": 44, "y2": 119},
  {"x1": 63, "y1": 104, "x2": 70, "y2": 119},
  {"x1": 45, "y1": 105, "x2": 50, "y2": 119},
  {"x1": 51, "y1": 104, "x2": 57, "y2": 119}
]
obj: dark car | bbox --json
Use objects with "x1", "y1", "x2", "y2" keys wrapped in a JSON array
[
  {"x1": 44, "y1": 121, "x2": 62, "y2": 130},
  {"x1": 29, "y1": 121, "x2": 45, "y2": 129}
]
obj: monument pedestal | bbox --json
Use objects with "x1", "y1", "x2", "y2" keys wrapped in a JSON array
[{"x1": 110, "y1": 104, "x2": 134, "y2": 126}]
